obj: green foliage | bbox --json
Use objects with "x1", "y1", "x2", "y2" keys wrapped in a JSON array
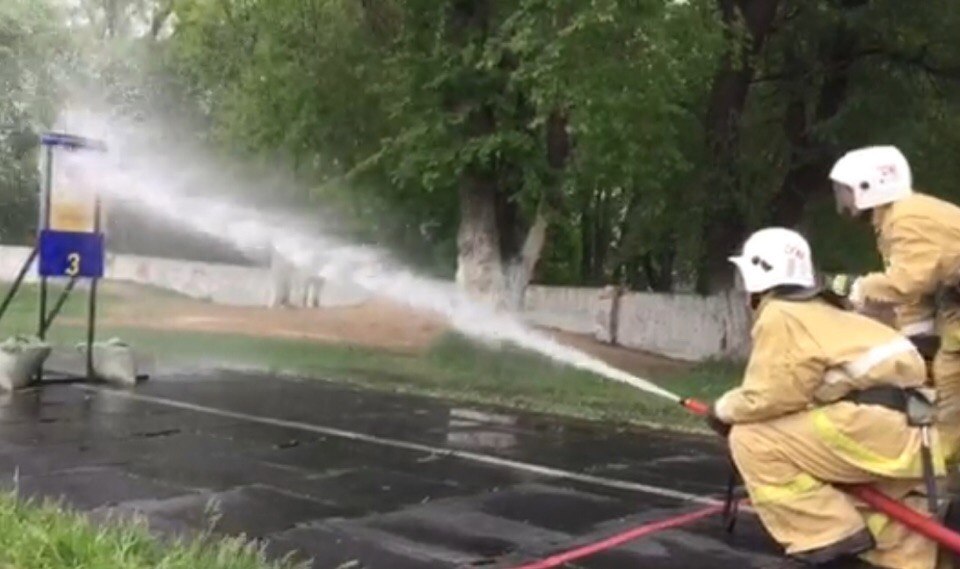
[
  {"x1": 167, "y1": 0, "x2": 724, "y2": 283},
  {"x1": 507, "y1": 0, "x2": 721, "y2": 288},
  {"x1": 8, "y1": 0, "x2": 960, "y2": 288},
  {"x1": 0, "y1": 0, "x2": 63, "y2": 243}
]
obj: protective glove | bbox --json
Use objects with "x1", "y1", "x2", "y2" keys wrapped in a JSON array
[
  {"x1": 848, "y1": 278, "x2": 865, "y2": 310},
  {"x1": 706, "y1": 404, "x2": 732, "y2": 438},
  {"x1": 824, "y1": 273, "x2": 864, "y2": 310}
]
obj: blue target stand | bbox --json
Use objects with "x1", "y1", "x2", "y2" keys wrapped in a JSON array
[{"x1": 0, "y1": 132, "x2": 141, "y2": 385}]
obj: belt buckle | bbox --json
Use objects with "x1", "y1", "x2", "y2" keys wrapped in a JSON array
[{"x1": 907, "y1": 388, "x2": 937, "y2": 427}]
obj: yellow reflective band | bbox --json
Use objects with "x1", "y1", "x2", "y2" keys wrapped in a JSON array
[
  {"x1": 750, "y1": 473, "x2": 823, "y2": 505},
  {"x1": 811, "y1": 408, "x2": 945, "y2": 477},
  {"x1": 942, "y1": 322, "x2": 960, "y2": 352},
  {"x1": 866, "y1": 512, "x2": 890, "y2": 538},
  {"x1": 844, "y1": 338, "x2": 916, "y2": 378}
]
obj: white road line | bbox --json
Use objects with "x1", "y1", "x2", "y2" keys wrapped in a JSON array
[{"x1": 80, "y1": 385, "x2": 724, "y2": 506}]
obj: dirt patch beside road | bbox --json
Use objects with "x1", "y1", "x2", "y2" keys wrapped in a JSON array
[
  {"x1": 91, "y1": 282, "x2": 693, "y2": 377},
  {"x1": 102, "y1": 297, "x2": 445, "y2": 353}
]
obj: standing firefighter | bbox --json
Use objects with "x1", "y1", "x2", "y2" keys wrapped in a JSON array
[
  {"x1": 709, "y1": 227, "x2": 945, "y2": 569},
  {"x1": 830, "y1": 146, "x2": 960, "y2": 459},
  {"x1": 828, "y1": 146, "x2": 960, "y2": 462}
]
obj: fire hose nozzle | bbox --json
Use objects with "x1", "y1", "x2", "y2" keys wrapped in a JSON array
[{"x1": 681, "y1": 398, "x2": 710, "y2": 416}]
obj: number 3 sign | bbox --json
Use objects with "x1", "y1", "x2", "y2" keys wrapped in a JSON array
[{"x1": 38, "y1": 230, "x2": 105, "y2": 278}]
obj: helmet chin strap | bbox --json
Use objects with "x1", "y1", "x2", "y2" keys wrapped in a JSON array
[
  {"x1": 761, "y1": 285, "x2": 852, "y2": 311},
  {"x1": 747, "y1": 286, "x2": 824, "y2": 313},
  {"x1": 772, "y1": 285, "x2": 821, "y2": 301}
]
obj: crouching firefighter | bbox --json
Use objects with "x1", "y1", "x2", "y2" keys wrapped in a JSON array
[
  {"x1": 827, "y1": 145, "x2": 960, "y2": 462},
  {"x1": 709, "y1": 227, "x2": 946, "y2": 569}
]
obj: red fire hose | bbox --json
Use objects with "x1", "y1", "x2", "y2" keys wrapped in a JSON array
[
  {"x1": 846, "y1": 485, "x2": 960, "y2": 553},
  {"x1": 680, "y1": 398, "x2": 960, "y2": 556},
  {"x1": 511, "y1": 502, "x2": 728, "y2": 569}
]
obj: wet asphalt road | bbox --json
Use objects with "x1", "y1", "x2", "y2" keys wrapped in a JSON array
[{"x1": 0, "y1": 368, "x2": 783, "y2": 568}]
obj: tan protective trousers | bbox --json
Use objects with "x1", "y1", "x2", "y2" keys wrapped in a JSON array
[
  {"x1": 935, "y1": 350, "x2": 960, "y2": 464},
  {"x1": 730, "y1": 413, "x2": 938, "y2": 569}
]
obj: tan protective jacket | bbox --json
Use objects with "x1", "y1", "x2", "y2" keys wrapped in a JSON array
[
  {"x1": 716, "y1": 296, "x2": 939, "y2": 478},
  {"x1": 860, "y1": 193, "x2": 960, "y2": 348}
]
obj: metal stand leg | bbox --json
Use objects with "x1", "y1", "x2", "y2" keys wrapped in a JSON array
[
  {"x1": 40, "y1": 277, "x2": 77, "y2": 336},
  {"x1": 86, "y1": 278, "x2": 98, "y2": 381},
  {"x1": 86, "y1": 197, "x2": 102, "y2": 382},
  {"x1": 0, "y1": 247, "x2": 37, "y2": 322},
  {"x1": 35, "y1": 144, "x2": 53, "y2": 384}
]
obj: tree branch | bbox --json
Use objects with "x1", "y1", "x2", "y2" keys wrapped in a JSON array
[
  {"x1": 149, "y1": 0, "x2": 174, "y2": 40},
  {"x1": 858, "y1": 44, "x2": 960, "y2": 82}
]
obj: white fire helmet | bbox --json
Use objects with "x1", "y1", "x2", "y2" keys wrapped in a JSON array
[
  {"x1": 829, "y1": 145, "x2": 912, "y2": 215},
  {"x1": 729, "y1": 228, "x2": 816, "y2": 293}
]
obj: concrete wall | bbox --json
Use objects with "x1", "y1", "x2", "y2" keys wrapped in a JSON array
[
  {"x1": 522, "y1": 285, "x2": 601, "y2": 336},
  {"x1": 521, "y1": 284, "x2": 750, "y2": 361},
  {"x1": 108, "y1": 254, "x2": 273, "y2": 307},
  {"x1": 0, "y1": 245, "x2": 749, "y2": 361},
  {"x1": 614, "y1": 290, "x2": 750, "y2": 361}
]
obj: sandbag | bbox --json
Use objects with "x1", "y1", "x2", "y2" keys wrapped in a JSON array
[
  {"x1": 0, "y1": 335, "x2": 51, "y2": 391},
  {"x1": 79, "y1": 338, "x2": 139, "y2": 386}
]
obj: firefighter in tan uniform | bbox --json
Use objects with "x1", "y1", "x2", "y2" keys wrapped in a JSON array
[
  {"x1": 828, "y1": 146, "x2": 960, "y2": 461},
  {"x1": 710, "y1": 227, "x2": 945, "y2": 569}
]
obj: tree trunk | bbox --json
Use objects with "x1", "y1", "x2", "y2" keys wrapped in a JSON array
[
  {"x1": 449, "y1": 0, "x2": 504, "y2": 306},
  {"x1": 592, "y1": 189, "x2": 607, "y2": 284},
  {"x1": 149, "y1": 0, "x2": 175, "y2": 39},
  {"x1": 768, "y1": 18, "x2": 859, "y2": 228},
  {"x1": 646, "y1": 246, "x2": 676, "y2": 292},
  {"x1": 497, "y1": 109, "x2": 569, "y2": 307},
  {"x1": 359, "y1": 0, "x2": 401, "y2": 40},
  {"x1": 104, "y1": 0, "x2": 120, "y2": 38},
  {"x1": 623, "y1": 257, "x2": 643, "y2": 290},
  {"x1": 447, "y1": 1, "x2": 568, "y2": 311},
  {"x1": 456, "y1": 175, "x2": 506, "y2": 306},
  {"x1": 457, "y1": 180, "x2": 552, "y2": 311},
  {"x1": 502, "y1": 108, "x2": 568, "y2": 305},
  {"x1": 503, "y1": 202, "x2": 548, "y2": 309},
  {"x1": 698, "y1": 0, "x2": 781, "y2": 293},
  {"x1": 579, "y1": 192, "x2": 594, "y2": 283}
]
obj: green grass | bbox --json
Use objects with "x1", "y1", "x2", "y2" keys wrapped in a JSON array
[
  {"x1": 414, "y1": 334, "x2": 740, "y2": 430},
  {"x1": 46, "y1": 326, "x2": 739, "y2": 431},
  {"x1": 0, "y1": 493, "x2": 300, "y2": 569},
  {"x1": 0, "y1": 281, "x2": 100, "y2": 324}
]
